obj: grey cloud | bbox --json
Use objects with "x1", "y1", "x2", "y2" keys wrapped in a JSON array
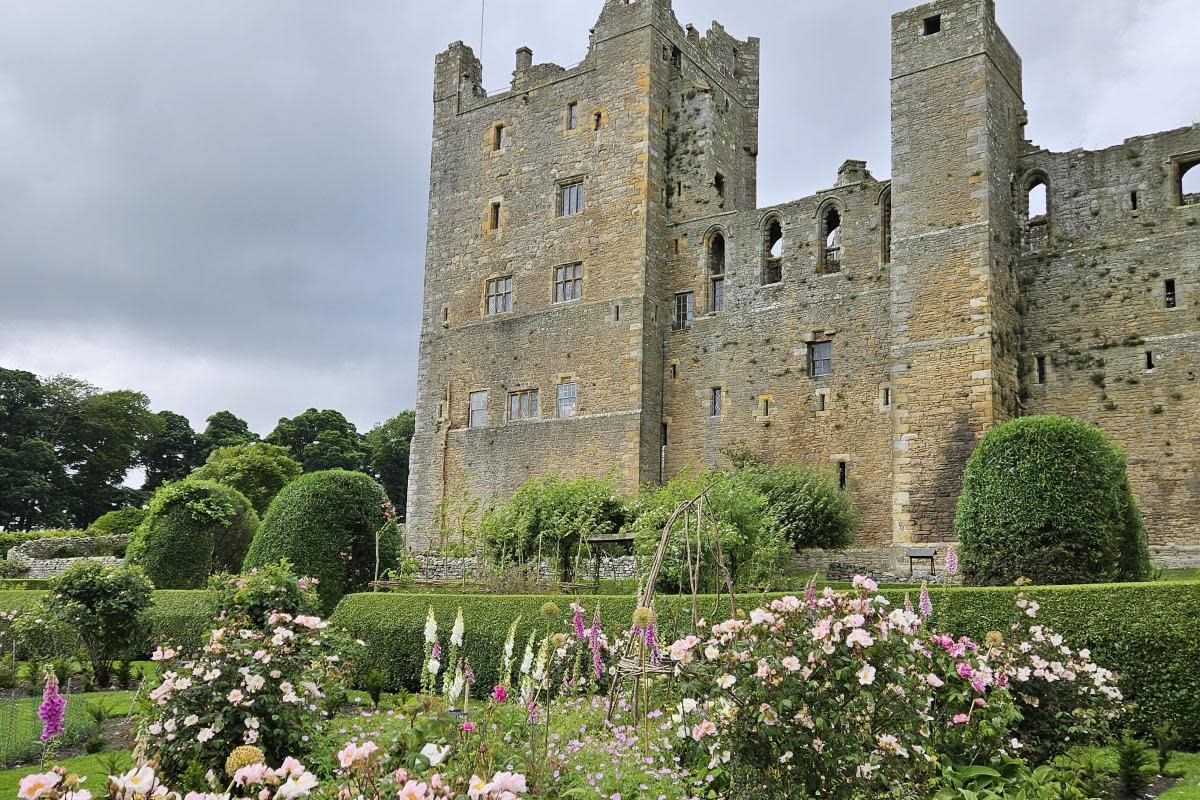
[{"x1": 0, "y1": 0, "x2": 1195, "y2": 434}]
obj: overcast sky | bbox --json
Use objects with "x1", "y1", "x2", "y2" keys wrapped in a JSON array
[{"x1": 1, "y1": 0, "x2": 1196, "y2": 436}]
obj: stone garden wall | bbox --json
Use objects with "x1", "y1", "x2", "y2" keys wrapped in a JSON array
[{"x1": 7, "y1": 534, "x2": 128, "y2": 579}]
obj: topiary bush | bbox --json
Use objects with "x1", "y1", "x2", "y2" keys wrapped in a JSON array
[
  {"x1": 955, "y1": 415, "x2": 1151, "y2": 586},
  {"x1": 243, "y1": 469, "x2": 400, "y2": 610},
  {"x1": 85, "y1": 507, "x2": 146, "y2": 536},
  {"x1": 735, "y1": 460, "x2": 858, "y2": 551},
  {"x1": 480, "y1": 475, "x2": 627, "y2": 581},
  {"x1": 126, "y1": 479, "x2": 259, "y2": 589},
  {"x1": 190, "y1": 442, "x2": 303, "y2": 515}
]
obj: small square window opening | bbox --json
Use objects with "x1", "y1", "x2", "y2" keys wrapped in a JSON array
[{"x1": 922, "y1": 15, "x2": 941, "y2": 35}]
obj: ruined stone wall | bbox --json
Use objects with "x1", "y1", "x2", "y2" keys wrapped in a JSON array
[
  {"x1": 661, "y1": 165, "x2": 895, "y2": 547},
  {"x1": 1017, "y1": 125, "x2": 1200, "y2": 562}
]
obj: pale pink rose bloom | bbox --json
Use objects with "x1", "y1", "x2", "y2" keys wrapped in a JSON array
[{"x1": 18, "y1": 771, "x2": 60, "y2": 800}]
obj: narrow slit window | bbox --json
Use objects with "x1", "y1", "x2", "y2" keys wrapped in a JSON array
[
  {"x1": 1145, "y1": 351, "x2": 1155, "y2": 370},
  {"x1": 759, "y1": 397, "x2": 771, "y2": 417},
  {"x1": 1130, "y1": 190, "x2": 1139, "y2": 211},
  {"x1": 817, "y1": 392, "x2": 827, "y2": 412},
  {"x1": 492, "y1": 124, "x2": 506, "y2": 151},
  {"x1": 593, "y1": 112, "x2": 602, "y2": 130},
  {"x1": 1023, "y1": 176, "x2": 1050, "y2": 253},
  {"x1": 838, "y1": 461, "x2": 848, "y2": 490},
  {"x1": 1036, "y1": 356, "x2": 1047, "y2": 385},
  {"x1": 490, "y1": 201, "x2": 501, "y2": 231},
  {"x1": 882, "y1": 387, "x2": 891, "y2": 406},
  {"x1": 710, "y1": 387, "x2": 723, "y2": 417},
  {"x1": 762, "y1": 218, "x2": 783, "y2": 285},
  {"x1": 567, "y1": 102, "x2": 578, "y2": 130},
  {"x1": 880, "y1": 187, "x2": 892, "y2": 265},
  {"x1": 714, "y1": 172, "x2": 725, "y2": 201},
  {"x1": 1165, "y1": 279, "x2": 1177, "y2": 309}
]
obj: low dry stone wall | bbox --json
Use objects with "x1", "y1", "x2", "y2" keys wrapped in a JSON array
[
  {"x1": 414, "y1": 553, "x2": 638, "y2": 582},
  {"x1": 7, "y1": 534, "x2": 129, "y2": 579}
]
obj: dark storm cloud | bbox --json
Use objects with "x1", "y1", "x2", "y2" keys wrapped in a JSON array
[{"x1": 0, "y1": 0, "x2": 1195, "y2": 434}]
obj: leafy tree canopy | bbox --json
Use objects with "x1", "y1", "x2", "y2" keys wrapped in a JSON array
[
  {"x1": 363, "y1": 411, "x2": 415, "y2": 518},
  {"x1": 191, "y1": 442, "x2": 303, "y2": 515}
]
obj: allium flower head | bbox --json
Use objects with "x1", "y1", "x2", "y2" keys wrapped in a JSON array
[
  {"x1": 225, "y1": 745, "x2": 266, "y2": 778},
  {"x1": 631, "y1": 606, "x2": 657, "y2": 628}
]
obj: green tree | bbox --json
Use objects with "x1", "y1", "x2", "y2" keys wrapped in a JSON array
[
  {"x1": 191, "y1": 442, "x2": 302, "y2": 515},
  {"x1": 127, "y1": 479, "x2": 259, "y2": 589},
  {"x1": 626, "y1": 471, "x2": 788, "y2": 593},
  {"x1": 43, "y1": 561, "x2": 153, "y2": 686},
  {"x1": 141, "y1": 410, "x2": 204, "y2": 491},
  {"x1": 955, "y1": 415, "x2": 1152, "y2": 585},
  {"x1": 244, "y1": 469, "x2": 400, "y2": 611},
  {"x1": 363, "y1": 411, "x2": 415, "y2": 517},
  {"x1": 735, "y1": 460, "x2": 858, "y2": 551},
  {"x1": 199, "y1": 410, "x2": 257, "y2": 456},
  {"x1": 0, "y1": 369, "x2": 68, "y2": 530},
  {"x1": 266, "y1": 408, "x2": 367, "y2": 472},
  {"x1": 86, "y1": 506, "x2": 147, "y2": 536},
  {"x1": 480, "y1": 475, "x2": 626, "y2": 580}
]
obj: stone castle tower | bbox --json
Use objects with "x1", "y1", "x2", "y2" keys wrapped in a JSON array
[{"x1": 407, "y1": 0, "x2": 1200, "y2": 571}]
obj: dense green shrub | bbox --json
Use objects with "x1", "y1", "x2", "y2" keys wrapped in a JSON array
[
  {"x1": 190, "y1": 442, "x2": 302, "y2": 515},
  {"x1": 244, "y1": 469, "x2": 400, "y2": 610},
  {"x1": 85, "y1": 507, "x2": 146, "y2": 536},
  {"x1": 955, "y1": 415, "x2": 1151, "y2": 585},
  {"x1": 127, "y1": 479, "x2": 259, "y2": 588},
  {"x1": 44, "y1": 561, "x2": 153, "y2": 685},
  {"x1": 480, "y1": 475, "x2": 626, "y2": 580},
  {"x1": 736, "y1": 461, "x2": 858, "y2": 550},
  {"x1": 213, "y1": 560, "x2": 319, "y2": 627},
  {"x1": 627, "y1": 470, "x2": 788, "y2": 593}
]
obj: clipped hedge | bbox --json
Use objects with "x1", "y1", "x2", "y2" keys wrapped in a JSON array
[{"x1": 332, "y1": 580, "x2": 1200, "y2": 747}]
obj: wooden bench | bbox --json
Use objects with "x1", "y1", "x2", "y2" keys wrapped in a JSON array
[{"x1": 905, "y1": 547, "x2": 938, "y2": 577}]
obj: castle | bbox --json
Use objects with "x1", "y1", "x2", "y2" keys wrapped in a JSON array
[{"x1": 406, "y1": 0, "x2": 1200, "y2": 572}]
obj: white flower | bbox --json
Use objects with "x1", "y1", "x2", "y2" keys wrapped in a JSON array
[
  {"x1": 197, "y1": 727, "x2": 215, "y2": 743},
  {"x1": 681, "y1": 697, "x2": 698, "y2": 714},
  {"x1": 450, "y1": 608, "x2": 465, "y2": 647},
  {"x1": 716, "y1": 674, "x2": 736, "y2": 689},
  {"x1": 114, "y1": 766, "x2": 159, "y2": 799},
  {"x1": 427, "y1": 658, "x2": 441, "y2": 676},
  {"x1": 275, "y1": 770, "x2": 317, "y2": 800},
  {"x1": 183, "y1": 714, "x2": 199, "y2": 727},
  {"x1": 424, "y1": 607, "x2": 438, "y2": 644},
  {"x1": 245, "y1": 674, "x2": 265, "y2": 693},
  {"x1": 420, "y1": 742, "x2": 450, "y2": 767},
  {"x1": 856, "y1": 664, "x2": 877, "y2": 685}
]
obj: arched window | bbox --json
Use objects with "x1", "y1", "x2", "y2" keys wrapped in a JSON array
[
  {"x1": 1181, "y1": 160, "x2": 1200, "y2": 206},
  {"x1": 879, "y1": 186, "x2": 892, "y2": 265},
  {"x1": 708, "y1": 231, "x2": 726, "y2": 312},
  {"x1": 1021, "y1": 172, "x2": 1050, "y2": 253},
  {"x1": 761, "y1": 218, "x2": 783, "y2": 285},
  {"x1": 818, "y1": 204, "x2": 842, "y2": 274}
]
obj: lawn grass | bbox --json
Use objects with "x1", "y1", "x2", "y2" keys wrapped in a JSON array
[
  {"x1": 0, "y1": 689, "x2": 135, "y2": 769},
  {"x1": 1158, "y1": 568, "x2": 1200, "y2": 583}
]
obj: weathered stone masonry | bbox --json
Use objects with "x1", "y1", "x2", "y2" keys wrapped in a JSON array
[{"x1": 407, "y1": 0, "x2": 1200, "y2": 569}]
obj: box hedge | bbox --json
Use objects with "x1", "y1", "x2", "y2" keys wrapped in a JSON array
[{"x1": 331, "y1": 580, "x2": 1200, "y2": 747}]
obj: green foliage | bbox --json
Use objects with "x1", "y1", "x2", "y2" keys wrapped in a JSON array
[
  {"x1": 43, "y1": 561, "x2": 154, "y2": 685},
  {"x1": 735, "y1": 460, "x2": 858, "y2": 550},
  {"x1": 127, "y1": 479, "x2": 259, "y2": 588},
  {"x1": 211, "y1": 560, "x2": 320, "y2": 627},
  {"x1": 362, "y1": 411, "x2": 415, "y2": 517},
  {"x1": 140, "y1": 410, "x2": 204, "y2": 492},
  {"x1": 244, "y1": 469, "x2": 400, "y2": 610},
  {"x1": 266, "y1": 408, "x2": 367, "y2": 472},
  {"x1": 198, "y1": 410, "x2": 257, "y2": 455},
  {"x1": 1152, "y1": 722, "x2": 1180, "y2": 774},
  {"x1": 190, "y1": 442, "x2": 302, "y2": 515},
  {"x1": 626, "y1": 470, "x2": 788, "y2": 593},
  {"x1": 84, "y1": 507, "x2": 146, "y2": 536},
  {"x1": 955, "y1": 415, "x2": 1152, "y2": 585},
  {"x1": 1115, "y1": 732, "x2": 1155, "y2": 794},
  {"x1": 481, "y1": 475, "x2": 626, "y2": 580}
]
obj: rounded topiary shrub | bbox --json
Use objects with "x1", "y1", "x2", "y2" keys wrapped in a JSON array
[
  {"x1": 86, "y1": 507, "x2": 146, "y2": 537},
  {"x1": 954, "y1": 415, "x2": 1151, "y2": 586},
  {"x1": 243, "y1": 469, "x2": 401, "y2": 610},
  {"x1": 127, "y1": 479, "x2": 259, "y2": 589}
]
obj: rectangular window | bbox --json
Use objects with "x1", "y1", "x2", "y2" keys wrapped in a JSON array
[
  {"x1": 838, "y1": 461, "x2": 848, "y2": 490},
  {"x1": 1146, "y1": 351, "x2": 1155, "y2": 370},
  {"x1": 817, "y1": 391, "x2": 827, "y2": 412},
  {"x1": 553, "y1": 263, "x2": 583, "y2": 303},
  {"x1": 493, "y1": 124, "x2": 506, "y2": 151},
  {"x1": 489, "y1": 201, "x2": 501, "y2": 231},
  {"x1": 758, "y1": 397, "x2": 771, "y2": 417},
  {"x1": 882, "y1": 387, "x2": 891, "y2": 407},
  {"x1": 559, "y1": 180, "x2": 584, "y2": 216},
  {"x1": 670, "y1": 46, "x2": 682, "y2": 70},
  {"x1": 593, "y1": 112, "x2": 602, "y2": 130},
  {"x1": 710, "y1": 387, "x2": 723, "y2": 417},
  {"x1": 673, "y1": 292, "x2": 694, "y2": 330},
  {"x1": 714, "y1": 172, "x2": 725, "y2": 200},
  {"x1": 809, "y1": 341, "x2": 833, "y2": 377},
  {"x1": 485, "y1": 276, "x2": 512, "y2": 315},
  {"x1": 1036, "y1": 356, "x2": 1047, "y2": 385},
  {"x1": 1130, "y1": 190, "x2": 1139, "y2": 211},
  {"x1": 1165, "y1": 279, "x2": 1177, "y2": 309},
  {"x1": 922, "y1": 14, "x2": 941, "y2": 35},
  {"x1": 556, "y1": 382, "x2": 577, "y2": 419},
  {"x1": 668, "y1": 363, "x2": 678, "y2": 380},
  {"x1": 508, "y1": 389, "x2": 539, "y2": 420},
  {"x1": 567, "y1": 102, "x2": 578, "y2": 130},
  {"x1": 711, "y1": 277, "x2": 724, "y2": 312},
  {"x1": 468, "y1": 391, "x2": 488, "y2": 428}
]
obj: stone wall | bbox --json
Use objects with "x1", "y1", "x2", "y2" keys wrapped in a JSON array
[
  {"x1": 6, "y1": 535, "x2": 128, "y2": 580},
  {"x1": 413, "y1": 553, "x2": 638, "y2": 582}
]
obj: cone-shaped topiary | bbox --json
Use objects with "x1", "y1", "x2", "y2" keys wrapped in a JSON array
[
  {"x1": 954, "y1": 415, "x2": 1151, "y2": 586},
  {"x1": 243, "y1": 469, "x2": 401, "y2": 610},
  {"x1": 127, "y1": 479, "x2": 258, "y2": 589}
]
